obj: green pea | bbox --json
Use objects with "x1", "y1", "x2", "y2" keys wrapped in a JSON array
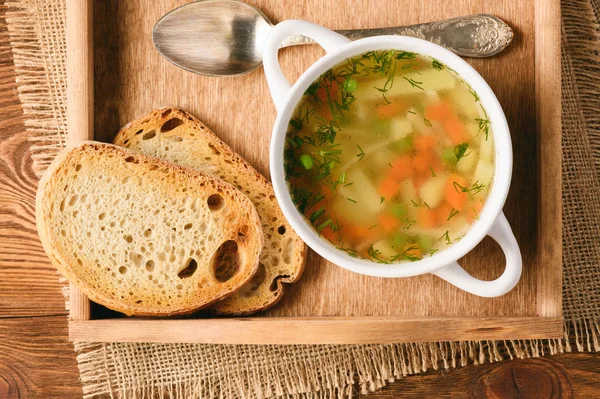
[
  {"x1": 418, "y1": 235, "x2": 433, "y2": 252},
  {"x1": 299, "y1": 154, "x2": 313, "y2": 170},
  {"x1": 391, "y1": 233, "x2": 409, "y2": 248},
  {"x1": 390, "y1": 135, "x2": 414, "y2": 155},
  {"x1": 442, "y1": 147, "x2": 457, "y2": 165},
  {"x1": 343, "y1": 78, "x2": 358, "y2": 92},
  {"x1": 390, "y1": 203, "x2": 407, "y2": 219}
]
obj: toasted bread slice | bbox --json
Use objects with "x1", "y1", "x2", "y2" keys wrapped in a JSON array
[
  {"x1": 113, "y1": 108, "x2": 306, "y2": 315},
  {"x1": 36, "y1": 142, "x2": 263, "y2": 316}
]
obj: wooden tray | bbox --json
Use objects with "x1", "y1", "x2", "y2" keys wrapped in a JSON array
[{"x1": 66, "y1": 0, "x2": 562, "y2": 344}]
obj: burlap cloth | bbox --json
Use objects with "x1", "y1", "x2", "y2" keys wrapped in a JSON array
[{"x1": 6, "y1": 0, "x2": 600, "y2": 397}]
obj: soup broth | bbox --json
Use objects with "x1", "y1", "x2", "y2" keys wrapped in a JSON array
[{"x1": 284, "y1": 50, "x2": 495, "y2": 263}]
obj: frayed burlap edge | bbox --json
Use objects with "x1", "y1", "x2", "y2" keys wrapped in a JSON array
[
  {"x1": 5, "y1": 0, "x2": 68, "y2": 178},
  {"x1": 5, "y1": 0, "x2": 600, "y2": 397},
  {"x1": 73, "y1": 334, "x2": 579, "y2": 399}
]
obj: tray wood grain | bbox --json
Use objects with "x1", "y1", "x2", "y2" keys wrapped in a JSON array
[{"x1": 66, "y1": 0, "x2": 562, "y2": 343}]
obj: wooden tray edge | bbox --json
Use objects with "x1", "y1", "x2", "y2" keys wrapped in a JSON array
[
  {"x1": 535, "y1": 0, "x2": 563, "y2": 318},
  {"x1": 69, "y1": 316, "x2": 564, "y2": 344}
]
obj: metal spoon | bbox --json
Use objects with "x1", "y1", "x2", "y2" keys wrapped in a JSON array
[{"x1": 153, "y1": 0, "x2": 514, "y2": 77}]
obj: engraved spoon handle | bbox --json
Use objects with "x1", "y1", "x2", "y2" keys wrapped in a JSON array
[{"x1": 280, "y1": 14, "x2": 513, "y2": 58}]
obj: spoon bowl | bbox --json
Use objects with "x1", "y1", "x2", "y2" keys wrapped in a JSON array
[{"x1": 153, "y1": 0, "x2": 272, "y2": 76}]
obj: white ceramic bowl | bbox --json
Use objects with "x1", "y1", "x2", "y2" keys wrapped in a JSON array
[{"x1": 262, "y1": 20, "x2": 522, "y2": 297}]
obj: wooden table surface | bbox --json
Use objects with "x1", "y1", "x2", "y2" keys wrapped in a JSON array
[{"x1": 1, "y1": 4, "x2": 600, "y2": 399}]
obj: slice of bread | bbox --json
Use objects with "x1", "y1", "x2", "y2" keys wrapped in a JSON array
[
  {"x1": 113, "y1": 108, "x2": 306, "y2": 315},
  {"x1": 36, "y1": 142, "x2": 263, "y2": 316}
]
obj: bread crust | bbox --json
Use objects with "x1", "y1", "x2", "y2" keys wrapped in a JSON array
[
  {"x1": 114, "y1": 108, "x2": 307, "y2": 315},
  {"x1": 36, "y1": 142, "x2": 263, "y2": 316}
]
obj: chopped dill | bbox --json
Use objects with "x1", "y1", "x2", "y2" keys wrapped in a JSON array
[
  {"x1": 368, "y1": 223, "x2": 378, "y2": 230},
  {"x1": 315, "y1": 119, "x2": 338, "y2": 144},
  {"x1": 367, "y1": 244, "x2": 389, "y2": 263},
  {"x1": 431, "y1": 59, "x2": 445, "y2": 70},
  {"x1": 343, "y1": 182, "x2": 354, "y2": 187},
  {"x1": 407, "y1": 110, "x2": 416, "y2": 114},
  {"x1": 453, "y1": 180, "x2": 486, "y2": 198},
  {"x1": 465, "y1": 82, "x2": 480, "y2": 102},
  {"x1": 472, "y1": 207, "x2": 480, "y2": 220},
  {"x1": 423, "y1": 118, "x2": 433, "y2": 127},
  {"x1": 316, "y1": 218, "x2": 332, "y2": 232},
  {"x1": 429, "y1": 248, "x2": 439, "y2": 256},
  {"x1": 395, "y1": 51, "x2": 416, "y2": 60},
  {"x1": 309, "y1": 208, "x2": 325, "y2": 224},
  {"x1": 373, "y1": 62, "x2": 397, "y2": 105},
  {"x1": 454, "y1": 143, "x2": 470, "y2": 161},
  {"x1": 410, "y1": 199, "x2": 419, "y2": 207},
  {"x1": 337, "y1": 243, "x2": 359, "y2": 258},
  {"x1": 403, "y1": 77, "x2": 424, "y2": 90},
  {"x1": 447, "y1": 208, "x2": 460, "y2": 221},
  {"x1": 291, "y1": 187, "x2": 324, "y2": 214},
  {"x1": 380, "y1": 196, "x2": 385, "y2": 204},
  {"x1": 475, "y1": 117, "x2": 491, "y2": 140},
  {"x1": 440, "y1": 230, "x2": 451, "y2": 244},
  {"x1": 331, "y1": 219, "x2": 342, "y2": 232},
  {"x1": 347, "y1": 197, "x2": 357, "y2": 203},
  {"x1": 429, "y1": 166, "x2": 436, "y2": 177},
  {"x1": 356, "y1": 145, "x2": 365, "y2": 160},
  {"x1": 388, "y1": 162, "x2": 393, "y2": 168},
  {"x1": 423, "y1": 201, "x2": 430, "y2": 209},
  {"x1": 391, "y1": 245, "x2": 422, "y2": 262}
]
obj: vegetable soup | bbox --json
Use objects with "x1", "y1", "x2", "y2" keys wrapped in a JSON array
[{"x1": 284, "y1": 50, "x2": 495, "y2": 263}]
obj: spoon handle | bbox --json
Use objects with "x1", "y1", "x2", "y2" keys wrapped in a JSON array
[{"x1": 280, "y1": 14, "x2": 513, "y2": 58}]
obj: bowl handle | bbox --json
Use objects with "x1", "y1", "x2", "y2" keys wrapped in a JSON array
[
  {"x1": 431, "y1": 212, "x2": 522, "y2": 297},
  {"x1": 263, "y1": 20, "x2": 351, "y2": 111}
]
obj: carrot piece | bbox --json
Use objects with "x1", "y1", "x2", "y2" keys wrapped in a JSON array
[
  {"x1": 402, "y1": 244, "x2": 423, "y2": 259},
  {"x1": 316, "y1": 79, "x2": 339, "y2": 103},
  {"x1": 425, "y1": 102, "x2": 452, "y2": 121},
  {"x1": 417, "y1": 207, "x2": 436, "y2": 228},
  {"x1": 412, "y1": 150, "x2": 436, "y2": 176},
  {"x1": 444, "y1": 116, "x2": 468, "y2": 145},
  {"x1": 435, "y1": 201, "x2": 454, "y2": 223},
  {"x1": 378, "y1": 174, "x2": 402, "y2": 198},
  {"x1": 445, "y1": 174, "x2": 469, "y2": 211},
  {"x1": 347, "y1": 224, "x2": 379, "y2": 244},
  {"x1": 389, "y1": 156, "x2": 414, "y2": 180},
  {"x1": 320, "y1": 226, "x2": 337, "y2": 243},
  {"x1": 377, "y1": 101, "x2": 406, "y2": 119},
  {"x1": 378, "y1": 213, "x2": 400, "y2": 232},
  {"x1": 413, "y1": 174, "x2": 429, "y2": 188},
  {"x1": 467, "y1": 200, "x2": 484, "y2": 223},
  {"x1": 319, "y1": 105, "x2": 333, "y2": 121},
  {"x1": 414, "y1": 135, "x2": 437, "y2": 153}
]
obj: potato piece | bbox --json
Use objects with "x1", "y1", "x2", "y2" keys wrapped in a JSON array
[
  {"x1": 465, "y1": 123, "x2": 480, "y2": 140},
  {"x1": 419, "y1": 175, "x2": 447, "y2": 208},
  {"x1": 425, "y1": 89, "x2": 442, "y2": 103},
  {"x1": 338, "y1": 168, "x2": 384, "y2": 215},
  {"x1": 391, "y1": 118, "x2": 414, "y2": 140},
  {"x1": 406, "y1": 108, "x2": 437, "y2": 135},
  {"x1": 457, "y1": 150, "x2": 478, "y2": 173},
  {"x1": 480, "y1": 134, "x2": 494, "y2": 161},
  {"x1": 356, "y1": 101, "x2": 369, "y2": 121},
  {"x1": 331, "y1": 196, "x2": 372, "y2": 225},
  {"x1": 400, "y1": 179, "x2": 418, "y2": 204},
  {"x1": 372, "y1": 239, "x2": 397, "y2": 259},
  {"x1": 448, "y1": 88, "x2": 480, "y2": 118}
]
